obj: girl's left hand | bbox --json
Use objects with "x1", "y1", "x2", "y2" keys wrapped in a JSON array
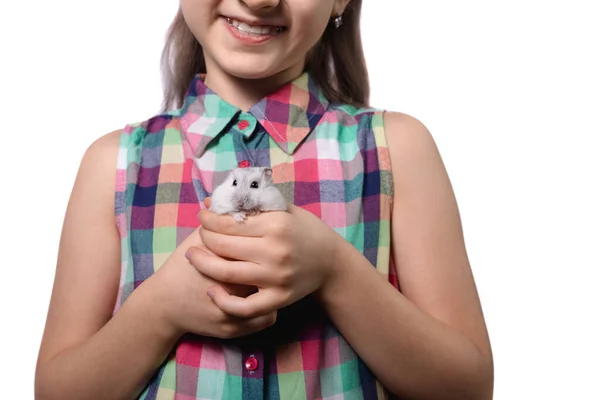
[{"x1": 186, "y1": 198, "x2": 343, "y2": 318}]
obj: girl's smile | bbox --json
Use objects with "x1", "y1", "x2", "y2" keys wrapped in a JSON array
[{"x1": 223, "y1": 16, "x2": 286, "y2": 45}]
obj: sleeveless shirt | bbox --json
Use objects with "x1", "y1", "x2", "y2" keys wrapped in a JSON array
[{"x1": 114, "y1": 72, "x2": 398, "y2": 399}]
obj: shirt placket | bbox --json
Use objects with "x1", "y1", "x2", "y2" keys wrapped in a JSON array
[
  {"x1": 241, "y1": 349, "x2": 265, "y2": 399},
  {"x1": 232, "y1": 112, "x2": 258, "y2": 168}
]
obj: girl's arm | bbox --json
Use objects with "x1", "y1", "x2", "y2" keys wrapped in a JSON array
[
  {"x1": 187, "y1": 112, "x2": 494, "y2": 398},
  {"x1": 316, "y1": 112, "x2": 494, "y2": 399},
  {"x1": 34, "y1": 131, "x2": 180, "y2": 400},
  {"x1": 35, "y1": 129, "x2": 276, "y2": 400}
]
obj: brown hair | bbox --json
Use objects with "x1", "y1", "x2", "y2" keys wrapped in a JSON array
[{"x1": 160, "y1": 0, "x2": 369, "y2": 112}]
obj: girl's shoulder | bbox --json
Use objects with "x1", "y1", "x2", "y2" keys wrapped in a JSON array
[
  {"x1": 82, "y1": 129, "x2": 124, "y2": 167},
  {"x1": 323, "y1": 104, "x2": 428, "y2": 150},
  {"x1": 380, "y1": 111, "x2": 435, "y2": 149}
]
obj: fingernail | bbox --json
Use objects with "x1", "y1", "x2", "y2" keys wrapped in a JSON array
[
  {"x1": 207, "y1": 289, "x2": 215, "y2": 299},
  {"x1": 185, "y1": 250, "x2": 192, "y2": 260}
]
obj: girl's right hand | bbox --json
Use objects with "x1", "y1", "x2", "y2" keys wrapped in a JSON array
[{"x1": 141, "y1": 226, "x2": 277, "y2": 339}]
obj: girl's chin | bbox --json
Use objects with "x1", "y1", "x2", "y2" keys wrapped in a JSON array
[{"x1": 218, "y1": 59, "x2": 291, "y2": 81}]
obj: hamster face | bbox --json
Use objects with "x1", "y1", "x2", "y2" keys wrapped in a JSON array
[{"x1": 228, "y1": 167, "x2": 274, "y2": 211}]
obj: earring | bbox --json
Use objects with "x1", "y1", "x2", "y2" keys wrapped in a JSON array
[{"x1": 333, "y1": 15, "x2": 343, "y2": 28}]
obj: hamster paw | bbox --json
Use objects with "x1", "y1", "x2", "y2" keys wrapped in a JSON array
[{"x1": 232, "y1": 212, "x2": 247, "y2": 223}]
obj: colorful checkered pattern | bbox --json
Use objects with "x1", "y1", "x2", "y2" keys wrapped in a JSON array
[{"x1": 114, "y1": 72, "x2": 396, "y2": 399}]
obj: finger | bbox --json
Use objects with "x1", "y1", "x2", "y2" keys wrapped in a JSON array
[
  {"x1": 186, "y1": 246, "x2": 275, "y2": 286},
  {"x1": 204, "y1": 197, "x2": 211, "y2": 208},
  {"x1": 200, "y1": 229, "x2": 267, "y2": 263},
  {"x1": 208, "y1": 285, "x2": 284, "y2": 319},
  {"x1": 221, "y1": 282, "x2": 258, "y2": 298},
  {"x1": 220, "y1": 310, "x2": 277, "y2": 338},
  {"x1": 199, "y1": 207, "x2": 273, "y2": 237}
]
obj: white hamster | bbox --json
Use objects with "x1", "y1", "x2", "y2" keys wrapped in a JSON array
[{"x1": 209, "y1": 167, "x2": 288, "y2": 222}]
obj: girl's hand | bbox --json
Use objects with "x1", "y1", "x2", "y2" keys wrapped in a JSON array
[
  {"x1": 143, "y1": 226, "x2": 275, "y2": 339},
  {"x1": 186, "y1": 198, "x2": 344, "y2": 318}
]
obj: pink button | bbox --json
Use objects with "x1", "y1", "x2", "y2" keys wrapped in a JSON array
[
  {"x1": 245, "y1": 356, "x2": 258, "y2": 371},
  {"x1": 238, "y1": 160, "x2": 250, "y2": 168},
  {"x1": 237, "y1": 120, "x2": 250, "y2": 130}
]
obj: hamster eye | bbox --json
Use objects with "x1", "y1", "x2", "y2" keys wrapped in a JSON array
[
  {"x1": 232, "y1": 179, "x2": 237, "y2": 186},
  {"x1": 250, "y1": 181, "x2": 259, "y2": 189}
]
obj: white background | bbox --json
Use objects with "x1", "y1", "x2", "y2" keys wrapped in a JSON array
[{"x1": 1, "y1": 1, "x2": 599, "y2": 398}]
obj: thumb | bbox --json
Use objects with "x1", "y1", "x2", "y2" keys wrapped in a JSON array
[{"x1": 204, "y1": 197, "x2": 211, "y2": 208}]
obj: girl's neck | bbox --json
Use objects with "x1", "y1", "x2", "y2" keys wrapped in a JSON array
[{"x1": 203, "y1": 59, "x2": 305, "y2": 112}]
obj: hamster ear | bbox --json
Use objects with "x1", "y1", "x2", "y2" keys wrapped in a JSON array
[{"x1": 262, "y1": 168, "x2": 274, "y2": 183}]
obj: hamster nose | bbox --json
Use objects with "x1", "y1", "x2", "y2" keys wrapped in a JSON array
[{"x1": 237, "y1": 195, "x2": 250, "y2": 208}]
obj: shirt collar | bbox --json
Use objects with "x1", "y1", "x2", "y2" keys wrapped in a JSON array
[{"x1": 179, "y1": 72, "x2": 330, "y2": 157}]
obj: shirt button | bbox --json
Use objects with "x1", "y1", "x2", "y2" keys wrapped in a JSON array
[
  {"x1": 238, "y1": 160, "x2": 250, "y2": 168},
  {"x1": 237, "y1": 120, "x2": 250, "y2": 130},
  {"x1": 245, "y1": 355, "x2": 259, "y2": 371}
]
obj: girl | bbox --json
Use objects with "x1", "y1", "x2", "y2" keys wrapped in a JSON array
[{"x1": 35, "y1": 0, "x2": 494, "y2": 399}]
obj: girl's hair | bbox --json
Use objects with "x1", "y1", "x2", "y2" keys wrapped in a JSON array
[{"x1": 160, "y1": 0, "x2": 369, "y2": 112}]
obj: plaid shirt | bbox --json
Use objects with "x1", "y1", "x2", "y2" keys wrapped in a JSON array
[{"x1": 114, "y1": 72, "x2": 396, "y2": 399}]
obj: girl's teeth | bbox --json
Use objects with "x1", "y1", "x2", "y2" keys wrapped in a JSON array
[
  {"x1": 249, "y1": 26, "x2": 265, "y2": 34},
  {"x1": 226, "y1": 18, "x2": 283, "y2": 36}
]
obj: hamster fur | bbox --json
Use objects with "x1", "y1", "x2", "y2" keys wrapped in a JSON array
[{"x1": 209, "y1": 167, "x2": 288, "y2": 223}]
